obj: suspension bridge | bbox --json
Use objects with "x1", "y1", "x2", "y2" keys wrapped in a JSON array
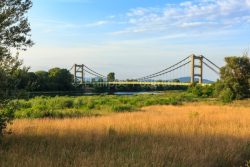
[{"x1": 69, "y1": 54, "x2": 220, "y2": 86}]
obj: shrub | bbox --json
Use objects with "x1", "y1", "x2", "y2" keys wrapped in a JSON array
[
  {"x1": 190, "y1": 85, "x2": 203, "y2": 97},
  {"x1": 112, "y1": 104, "x2": 133, "y2": 112},
  {"x1": 10, "y1": 92, "x2": 196, "y2": 118},
  {"x1": 73, "y1": 98, "x2": 84, "y2": 108},
  {"x1": 202, "y1": 85, "x2": 214, "y2": 97},
  {"x1": 60, "y1": 99, "x2": 73, "y2": 108},
  {"x1": 188, "y1": 84, "x2": 215, "y2": 98},
  {"x1": 0, "y1": 102, "x2": 16, "y2": 137},
  {"x1": 219, "y1": 88, "x2": 234, "y2": 103},
  {"x1": 15, "y1": 100, "x2": 32, "y2": 109},
  {"x1": 168, "y1": 97, "x2": 180, "y2": 105},
  {"x1": 144, "y1": 100, "x2": 157, "y2": 106},
  {"x1": 87, "y1": 102, "x2": 95, "y2": 109}
]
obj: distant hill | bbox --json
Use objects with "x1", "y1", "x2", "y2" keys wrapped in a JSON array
[
  {"x1": 177, "y1": 77, "x2": 214, "y2": 83},
  {"x1": 144, "y1": 77, "x2": 214, "y2": 83},
  {"x1": 84, "y1": 77, "x2": 214, "y2": 83}
]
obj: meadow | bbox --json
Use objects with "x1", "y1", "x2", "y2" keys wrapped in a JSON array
[
  {"x1": 12, "y1": 91, "x2": 195, "y2": 118},
  {"x1": 0, "y1": 100, "x2": 250, "y2": 167}
]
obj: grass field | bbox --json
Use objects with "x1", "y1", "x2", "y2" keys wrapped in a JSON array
[{"x1": 1, "y1": 100, "x2": 250, "y2": 167}]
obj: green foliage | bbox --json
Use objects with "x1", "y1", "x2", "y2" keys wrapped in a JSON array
[
  {"x1": 10, "y1": 92, "x2": 195, "y2": 118},
  {"x1": 35, "y1": 71, "x2": 49, "y2": 91},
  {"x1": 216, "y1": 56, "x2": 250, "y2": 101},
  {"x1": 0, "y1": 0, "x2": 33, "y2": 49},
  {"x1": 10, "y1": 68, "x2": 74, "y2": 92},
  {"x1": 0, "y1": 102, "x2": 16, "y2": 137},
  {"x1": 48, "y1": 68, "x2": 73, "y2": 91},
  {"x1": 0, "y1": 0, "x2": 33, "y2": 137},
  {"x1": 112, "y1": 104, "x2": 133, "y2": 112},
  {"x1": 188, "y1": 84, "x2": 214, "y2": 97},
  {"x1": 107, "y1": 72, "x2": 115, "y2": 82},
  {"x1": 93, "y1": 84, "x2": 188, "y2": 93},
  {"x1": 219, "y1": 88, "x2": 234, "y2": 103}
]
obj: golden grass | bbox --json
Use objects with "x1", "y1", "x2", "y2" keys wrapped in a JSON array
[{"x1": 1, "y1": 102, "x2": 250, "y2": 167}]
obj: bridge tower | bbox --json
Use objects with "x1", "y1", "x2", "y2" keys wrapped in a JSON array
[
  {"x1": 190, "y1": 54, "x2": 203, "y2": 84},
  {"x1": 73, "y1": 64, "x2": 85, "y2": 84}
]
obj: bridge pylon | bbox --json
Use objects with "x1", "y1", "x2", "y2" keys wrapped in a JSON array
[
  {"x1": 73, "y1": 64, "x2": 85, "y2": 84},
  {"x1": 190, "y1": 54, "x2": 203, "y2": 84}
]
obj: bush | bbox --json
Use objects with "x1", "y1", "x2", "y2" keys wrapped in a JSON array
[
  {"x1": 14, "y1": 100, "x2": 32, "y2": 109},
  {"x1": 87, "y1": 101, "x2": 96, "y2": 110},
  {"x1": 60, "y1": 99, "x2": 73, "y2": 108},
  {"x1": 189, "y1": 85, "x2": 203, "y2": 97},
  {"x1": 112, "y1": 104, "x2": 133, "y2": 112},
  {"x1": 188, "y1": 84, "x2": 215, "y2": 98},
  {"x1": 217, "y1": 56, "x2": 250, "y2": 100},
  {"x1": 202, "y1": 85, "x2": 214, "y2": 97},
  {"x1": 73, "y1": 98, "x2": 84, "y2": 108},
  {"x1": 219, "y1": 88, "x2": 234, "y2": 103},
  {"x1": 0, "y1": 102, "x2": 15, "y2": 137},
  {"x1": 10, "y1": 92, "x2": 195, "y2": 118}
]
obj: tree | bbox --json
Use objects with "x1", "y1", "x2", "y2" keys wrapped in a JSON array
[
  {"x1": 172, "y1": 79, "x2": 180, "y2": 82},
  {"x1": 216, "y1": 55, "x2": 250, "y2": 101},
  {"x1": 48, "y1": 68, "x2": 73, "y2": 91},
  {"x1": 0, "y1": 0, "x2": 33, "y2": 50},
  {"x1": 0, "y1": 0, "x2": 33, "y2": 137},
  {"x1": 35, "y1": 71, "x2": 49, "y2": 91},
  {"x1": 107, "y1": 72, "x2": 115, "y2": 82}
]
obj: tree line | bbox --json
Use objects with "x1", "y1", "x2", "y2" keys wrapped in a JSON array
[{"x1": 14, "y1": 68, "x2": 73, "y2": 92}]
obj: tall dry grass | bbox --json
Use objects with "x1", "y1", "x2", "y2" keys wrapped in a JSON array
[{"x1": 1, "y1": 102, "x2": 250, "y2": 167}]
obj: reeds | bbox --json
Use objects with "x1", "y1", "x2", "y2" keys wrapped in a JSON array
[{"x1": 1, "y1": 101, "x2": 250, "y2": 167}]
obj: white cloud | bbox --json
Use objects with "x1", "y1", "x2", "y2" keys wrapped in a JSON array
[
  {"x1": 246, "y1": 0, "x2": 250, "y2": 6},
  {"x1": 85, "y1": 20, "x2": 109, "y2": 27},
  {"x1": 31, "y1": 18, "x2": 84, "y2": 34},
  {"x1": 110, "y1": 0, "x2": 250, "y2": 35}
]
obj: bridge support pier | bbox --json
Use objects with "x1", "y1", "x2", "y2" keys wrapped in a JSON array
[
  {"x1": 73, "y1": 64, "x2": 85, "y2": 84},
  {"x1": 190, "y1": 55, "x2": 203, "y2": 84}
]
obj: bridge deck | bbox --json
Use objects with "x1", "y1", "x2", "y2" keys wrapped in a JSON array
[
  {"x1": 106, "y1": 81, "x2": 190, "y2": 86},
  {"x1": 84, "y1": 81, "x2": 211, "y2": 86}
]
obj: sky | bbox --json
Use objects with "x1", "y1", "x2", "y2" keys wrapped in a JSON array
[{"x1": 21, "y1": 0, "x2": 250, "y2": 80}]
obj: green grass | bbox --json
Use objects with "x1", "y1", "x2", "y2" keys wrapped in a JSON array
[{"x1": 11, "y1": 91, "x2": 196, "y2": 118}]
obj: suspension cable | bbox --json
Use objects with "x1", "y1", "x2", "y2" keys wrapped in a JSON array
[
  {"x1": 203, "y1": 56, "x2": 220, "y2": 69},
  {"x1": 136, "y1": 56, "x2": 190, "y2": 80},
  {"x1": 142, "y1": 61, "x2": 191, "y2": 80},
  {"x1": 69, "y1": 65, "x2": 74, "y2": 71},
  {"x1": 84, "y1": 68, "x2": 106, "y2": 79},
  {"x1": 203, "y1": 62, "x2": 220, "y2": 75},
  {"x1": 84, "y1": 65, "x2": 106, "y2": 78}
]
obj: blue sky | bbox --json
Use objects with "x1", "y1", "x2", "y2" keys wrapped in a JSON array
[{"x1": 22, "y1": 0, "x2": 250, "y2": 80}]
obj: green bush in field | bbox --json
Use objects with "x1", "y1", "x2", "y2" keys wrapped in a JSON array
[
  {"x1": 112, "y1": 104, "x2": 133, "y2": 112},
  {"x1": 144, "y1": 99, "x2": 157, "y2": 106},
  {"x1": 0, "y1": 102, "x2": 16, "y2": 136},
  {"x1": 215, "y1": 56, "x2": 250, "y2": 101},
  {"x1": 219, "y1": 88, "x2": 234, "y2": 103},
  {"x1": 14, "y1": 100, "x2": 32, "y2": 109},
  {"x1": 73, "y1": 98, "x2": 84, "y2": 108},
  {"x1": 188, "y1": 84, "x2": 214, "y2": 98},
  {"x1": 11, "y1": 91, "x2": 196, "y2": 118},
  {"x1": 87, "y1": 102, "x2": 95, "y2": 110}
]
